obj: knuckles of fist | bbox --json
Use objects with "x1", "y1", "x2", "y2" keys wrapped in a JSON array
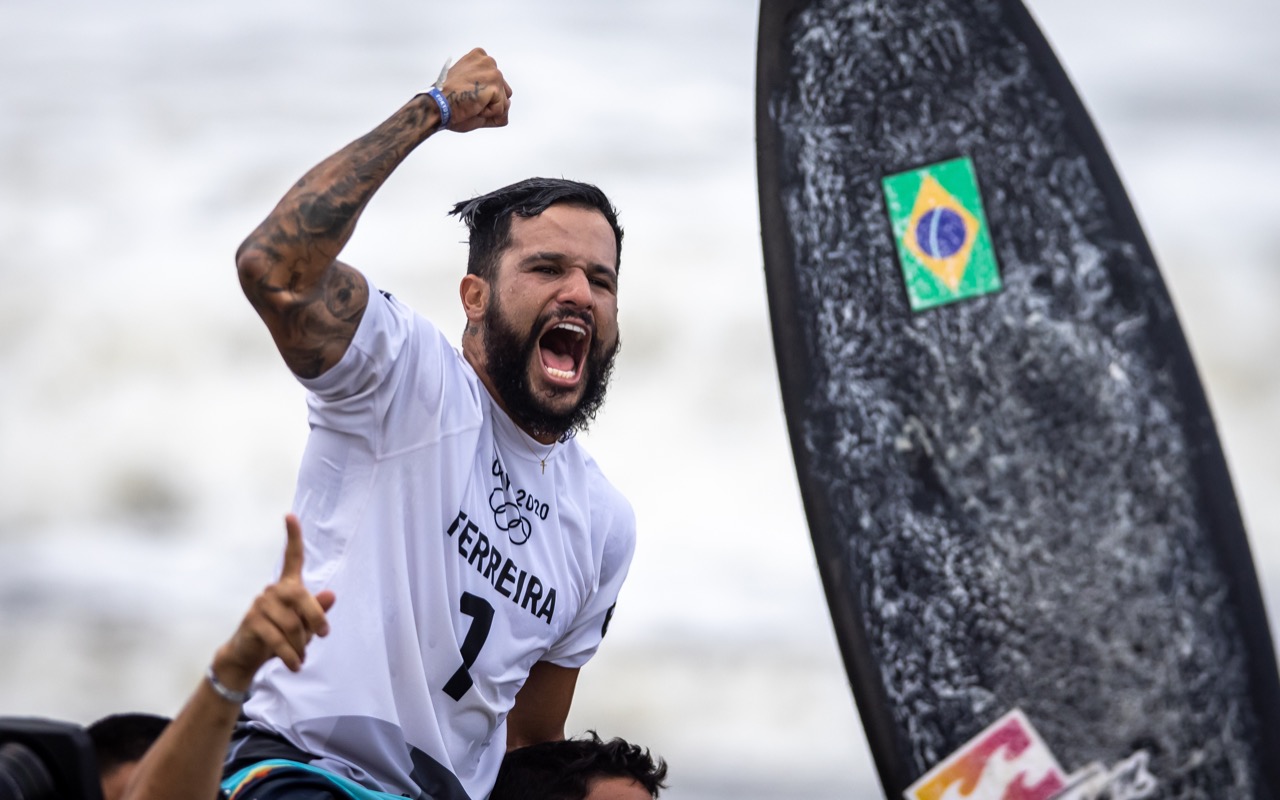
[{"x1": 441, "y1": 48, "x2": 513, "y2": 130}]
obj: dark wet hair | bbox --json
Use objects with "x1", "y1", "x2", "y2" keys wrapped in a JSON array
[
  {"x1": 449, "y1": 178, "x2": 623, "y2": 281},
  {"x1": 489, "y1": 731, "x2": 667, "y2": 800},
  {"x1": 86, "y1": 713, "x2": 170, "y2": 774}
]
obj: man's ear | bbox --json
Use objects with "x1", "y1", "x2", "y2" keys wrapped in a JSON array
[{"x1": 460, "y1": 274, "x2": 489, "y2": 323}]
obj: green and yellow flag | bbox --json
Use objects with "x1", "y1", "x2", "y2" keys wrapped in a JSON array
[{"x1": 882, "y1": 156, "x2": 1001, "y2": 311}]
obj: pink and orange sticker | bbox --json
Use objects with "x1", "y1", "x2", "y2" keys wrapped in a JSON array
[{"x1": 905, "y1": 709, "x2": 1067, "y2": 800}]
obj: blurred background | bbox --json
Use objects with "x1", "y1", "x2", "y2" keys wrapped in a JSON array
[{"x1": 1, "y1": 1, "x2": 1277, "y2": 797}]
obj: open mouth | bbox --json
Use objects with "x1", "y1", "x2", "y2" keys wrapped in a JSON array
[{"x1": 538, "y1": 320, "x2": 590, "y2": 384}]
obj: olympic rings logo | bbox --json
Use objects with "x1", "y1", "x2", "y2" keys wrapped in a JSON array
[{"x1": 489, "y1": 487, "x2": 532, "y2": 545}]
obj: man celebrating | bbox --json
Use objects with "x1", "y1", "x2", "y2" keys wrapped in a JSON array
[{"x1": 223, "y1": 48, "x2": 635, "y2": 800}]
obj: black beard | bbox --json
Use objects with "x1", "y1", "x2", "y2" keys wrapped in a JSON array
[{"x1": 483, "y1": 296, "x2": 619, "y2": 441}]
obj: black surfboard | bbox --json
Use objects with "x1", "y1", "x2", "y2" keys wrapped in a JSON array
[{"x1": 755, "y1": 0, "x2": 1280, "y2": 797}]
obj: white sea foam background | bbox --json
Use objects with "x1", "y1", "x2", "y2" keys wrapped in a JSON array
[{"x1": 1, "y1": 1, "x2": 1277, "y2": 798}]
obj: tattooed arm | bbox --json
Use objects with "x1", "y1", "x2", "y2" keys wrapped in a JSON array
[{"x1": 236, "y1": 48, "x2": 512, "y2": 378}]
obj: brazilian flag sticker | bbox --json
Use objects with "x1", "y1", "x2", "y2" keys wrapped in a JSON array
[{"x1": 883, "y1": 156, "x2": 1001, "y2": 312}]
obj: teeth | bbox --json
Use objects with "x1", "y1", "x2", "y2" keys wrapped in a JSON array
[
  {"x1": 546, "y1": 366, "x2": 576, "y2": 379},
  {"x1": 555, "y1": 322, "x2": 587, "y2": 339}
]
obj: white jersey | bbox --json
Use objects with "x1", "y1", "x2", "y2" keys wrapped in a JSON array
[{"x1": 238, "y1": 284, "x2": 636, "y2": 800}]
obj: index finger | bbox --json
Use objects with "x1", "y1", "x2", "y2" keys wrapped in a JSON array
[{"x1": 280, "y1": 513, "x2": 305, "y2": 580}]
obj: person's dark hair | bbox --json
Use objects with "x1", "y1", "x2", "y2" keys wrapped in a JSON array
[
  {"x1": 86, "y1": 713, "x2": 170, "y2": 774},
  {"x1": 449, "y1": 178, "x2": 623, "y2": 281},
  {"x1": 489, "y1": 731, "x2": 667, "y2": 800}
]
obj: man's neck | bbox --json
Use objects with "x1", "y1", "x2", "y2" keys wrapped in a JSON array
[{"x1": 462, "y1": 342, "x2": 560, "y2": 445}]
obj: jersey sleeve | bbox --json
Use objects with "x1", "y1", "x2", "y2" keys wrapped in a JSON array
[
  {"x1": 297, "y1": 283, "x2": 466, "y2": 449},
  {"x1": 542, "y1": 494, "x2": 637, "y2": 668}
]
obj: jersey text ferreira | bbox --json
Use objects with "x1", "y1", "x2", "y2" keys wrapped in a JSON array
[{"x1": 446, "y1": 510, "x2": 558, "y2": 623}]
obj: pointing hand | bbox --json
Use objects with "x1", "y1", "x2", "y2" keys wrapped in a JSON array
[{"x1": 211, "y1": 514, "x2": 337, "y2": 692}]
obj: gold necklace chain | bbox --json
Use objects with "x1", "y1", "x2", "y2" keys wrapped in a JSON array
[{"x1": 521, "y1": 435, "x2": 558, "y2": 475}]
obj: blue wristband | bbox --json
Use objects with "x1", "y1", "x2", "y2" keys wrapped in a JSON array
[{"x1": 427, "y1": 87, "x2": 451, "y2": 131}]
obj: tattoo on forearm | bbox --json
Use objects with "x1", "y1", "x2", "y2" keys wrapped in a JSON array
[
  {"x1": 242, "y1": 97, "x2": 434, "y2": 282},
  {"x1": 237, "y1": 96, "x2": 434, "y2": 374}
]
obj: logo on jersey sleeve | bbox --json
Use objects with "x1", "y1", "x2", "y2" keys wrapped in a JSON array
[{"x1": 883, "y1": 156, "x2": 1001, "y2": 311}]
